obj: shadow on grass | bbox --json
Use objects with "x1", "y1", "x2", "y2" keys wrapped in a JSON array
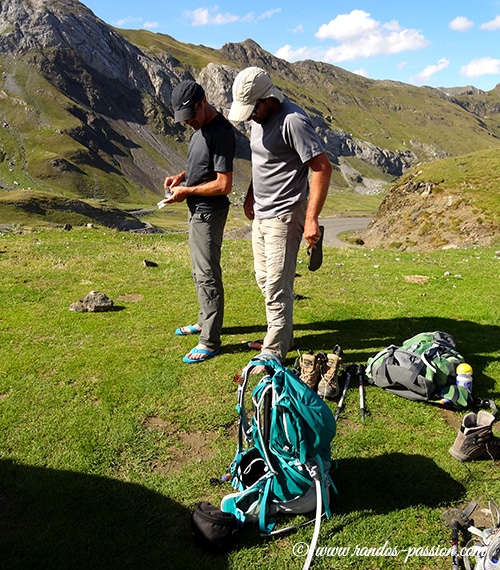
[
  {"x1": 223, "y1": 317, "x2": 500, "y2": 398},
  {"x1": 331, "y1": 452, "x2": 465, "y2": 516},
  {"x1": 0, "y1": 459, "x2": 229, "y2": 570},
  {"x1": 218, "y1": 452, "x2": 467, "y2": 552}
]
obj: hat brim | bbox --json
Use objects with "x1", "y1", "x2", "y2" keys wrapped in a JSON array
[
  {"x1": 228, "y1": 101, "x2": 255, "y2": 123},
  {"x1": 174, "y1": 106, "x2": 196, "y2": 123}
]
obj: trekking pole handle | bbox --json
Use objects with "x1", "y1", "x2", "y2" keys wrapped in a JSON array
[{"x1": 357, "y1": 364, "x2": 366, "y2": 421}]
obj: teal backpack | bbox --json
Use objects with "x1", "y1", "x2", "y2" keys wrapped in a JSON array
[
  {"x1": 365, "y1": 331, "x2": 471, "y2": 409},
  {"x1": 221, "y1": 354, "x2": 337, "y2": 542}
]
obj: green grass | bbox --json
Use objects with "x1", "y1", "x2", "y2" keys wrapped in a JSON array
[
  {"x1": 1, "y1": 226, "x2": 499, "y2": 569},
  {"x1": 119, "y1": 28, "x2": 235, "y2": 71}
]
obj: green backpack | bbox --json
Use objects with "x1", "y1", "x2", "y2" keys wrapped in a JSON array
[{"x1": 365, "y1": 331, "x2": 471, "y2": 409}]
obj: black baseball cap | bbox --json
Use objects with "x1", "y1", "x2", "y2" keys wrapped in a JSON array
[{"x1": 172, "y1": 80, "x2": 205, "y2": 122}]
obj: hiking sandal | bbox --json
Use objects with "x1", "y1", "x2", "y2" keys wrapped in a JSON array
[{"x1": 307, "y1": 225, "x2": 324, "y2": 271}]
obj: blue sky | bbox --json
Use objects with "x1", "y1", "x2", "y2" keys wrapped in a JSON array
[{"x1": 80, "y1": 1, "x2": 500, "y2": 91}]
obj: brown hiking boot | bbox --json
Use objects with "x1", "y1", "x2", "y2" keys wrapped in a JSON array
[
  {"x1": 317, "y1": 349, "x2": 343, "y2": 400},
  {"x1": 300, "y1": 352, "x2": 321, "y2": 391},
  {"x1": 449, "y1": 410, "x2": 500, "y2": 461}
]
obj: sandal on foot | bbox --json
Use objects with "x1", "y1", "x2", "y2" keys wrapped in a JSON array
[
  {"x1": 307, "y1": 225, "x2": 324, "y2": 272},
  {"x1": 182, "y1": 346, "x2": 220, "y2": 364},
  {"x1": 243, "y1": 340, "x2": 264, "y2": 350},
  {"x1": 175, "y1": 324, "x2": 201, "y2": 336}
]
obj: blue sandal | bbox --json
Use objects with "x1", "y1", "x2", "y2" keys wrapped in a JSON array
[
  {"x1": 175, "y1": 324, "x2": 201, "y2": 336},
  {"x1": 182, "y1": 346, "x2": 220, "y2": 364}
]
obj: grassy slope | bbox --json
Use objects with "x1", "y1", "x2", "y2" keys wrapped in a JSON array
[
  {"x1": 118, "y1": 29, "x2": 234, "y2": 71},
  {"x1": 92, "y1": 30, "x2": 500, "y2": 162},
  {"x1": 0, "y1": 54, "x2": 85, "y2": 192},
  {"x1": 269, "y1": 61, "x2": 500, "y2": 158},
  {"x1": 404, "y1": 147, "x2": 500, "y2": 224},
  {"x1": 2, "y1": 146, "x2": 499, "y2": 251},
  {"x1": 0, "y1": 53, "x2": 162, "y2": 203},
  {"x1": 350, "y1": 147, "x2": 500, "y2": 251}
]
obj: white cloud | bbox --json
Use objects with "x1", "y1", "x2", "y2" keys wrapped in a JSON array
[
  {"x1": 353, "y1": 68, "x2": 368, "y2": 78},
  {"x1": 292, "y1": 24, "x2": 304, "y2": 34},
  {"x1": 275, "y1": 44, "x2": 311, "y2": 61},
  {"x1": 480, "y1": 16, "x2": 500, "y2": 30},
  {"x1": 185, "y1": 6, "x2": 280, "y2": 26},
  {"x1": 186, "y1": 8, "x2": 241, "y2": 25},
  {"x1": 115, "y1": 16, "x2": 143, "y2": 27},
  {"x1": 414, "y1": 58, "x2": 450, "y2": 84},
  {"x1": 114, "y1": 16, "x2": 159, "y2": 30},
  {"x1": 316, "y1": 9, "x2": 378, "y2": 42},
  {"x1": 449, "y1": 16, "x2": 474, "y2": 31},
  {"x1": 461, "y1": 57, "x2": 500, "y2": 78},
  {"x1": 257, "y1": 8, "x2": 282, "y2": 21},
  {"x1": 313, "y1": 10, "x2": 429, "y2": 63}
]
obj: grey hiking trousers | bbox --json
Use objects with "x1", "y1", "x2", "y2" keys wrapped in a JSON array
[{"x1": 188, "y1": 207, "x2": 228, "y2": 351}]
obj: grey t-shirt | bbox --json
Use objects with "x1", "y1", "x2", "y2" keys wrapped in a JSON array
[{"x1": 250, "y1": 100, "x2": 325, "y2": 219}]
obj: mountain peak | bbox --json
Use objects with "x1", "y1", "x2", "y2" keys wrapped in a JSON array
[{"x1": 220, "y1": 38, "x2": 290, "y2": 74}]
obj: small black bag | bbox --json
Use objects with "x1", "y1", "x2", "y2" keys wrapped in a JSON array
[{"x1": 191, "y1": 501, "x2": 238, "y2": 552}]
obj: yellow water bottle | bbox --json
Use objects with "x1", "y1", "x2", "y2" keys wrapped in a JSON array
[{"x1": 456, "y1": 363, "x2": 473, "y2": 393}]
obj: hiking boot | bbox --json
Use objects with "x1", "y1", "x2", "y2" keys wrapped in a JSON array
[
  {"x1": 317, "y1": 349, "x2": 343, "y2": 400},
  {"x1": 318, "y1": 345, "x2": 343, "y2": 398},
  {"x1": 449, "y1": 410, "x2": 500, "y2": 462},
  {"x1": 300, "y1": 352, "x2": 321, "y2": 391}
]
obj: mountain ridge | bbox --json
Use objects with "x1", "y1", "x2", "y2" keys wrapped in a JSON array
[{"x1": 0, "y1": 0, "x2": 499, "y2": 248}]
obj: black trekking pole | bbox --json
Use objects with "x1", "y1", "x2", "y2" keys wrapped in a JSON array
[
  {"x1": 335, "y1": 363, "x2": 355, "y2": 421},
  {"x1": 442, "y1": 502, "x2": 477, "y2": 570},
  {"x1": 357, "y1": 363, "x2": 366, "y2": 421}
]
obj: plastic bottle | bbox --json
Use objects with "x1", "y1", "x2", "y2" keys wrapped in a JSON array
[
  {"x1": 484, "y1": 531, "x2": 500, "y2": 570},
  {"x1": 456, "y1": 363, "x2": 473, "y2": 393}
]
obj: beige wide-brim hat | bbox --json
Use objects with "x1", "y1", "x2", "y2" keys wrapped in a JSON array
[{"x1": 228, "y1": 67, "x2": 284, "y2": 122}]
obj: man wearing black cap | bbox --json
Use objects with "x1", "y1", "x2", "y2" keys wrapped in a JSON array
[{"x1": 163, "y1": 80, "x2": 235, "y2": 363}]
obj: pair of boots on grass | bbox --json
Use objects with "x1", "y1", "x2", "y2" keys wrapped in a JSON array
[{"x1": 297, "y1": 346, "x2": 343, "y2": 400}]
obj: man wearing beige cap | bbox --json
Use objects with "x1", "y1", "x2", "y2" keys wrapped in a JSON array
[{"x1": 228, "y1": 67, "x2": 332, "y2": 363}]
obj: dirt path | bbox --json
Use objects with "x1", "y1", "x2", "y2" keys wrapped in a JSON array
[{"x1": 321, "y1": 217, "x2": 372, "y2": 247}]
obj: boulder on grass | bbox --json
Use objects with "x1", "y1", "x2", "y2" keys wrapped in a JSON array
[{"x1": 69, "y1": 291, "x2": 114, "y2": 313}]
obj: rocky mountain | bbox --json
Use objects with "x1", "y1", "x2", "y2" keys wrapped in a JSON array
[{"x1": 1, "y1": 0, "x2": 500, "y2": 239}]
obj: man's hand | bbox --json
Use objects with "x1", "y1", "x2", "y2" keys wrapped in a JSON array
[
  {"x1": 304, "y1": 218, "x2": 321, "y2": 247},
  {"x1": 164, "y1": 186, "x2": 186, "y2": 203},
  {"x1": 243, "y1": 183, "x2": 255, "y2": 220},
  {"x1": 164, "y1": 171, "x2": 185, "y2": 192}
]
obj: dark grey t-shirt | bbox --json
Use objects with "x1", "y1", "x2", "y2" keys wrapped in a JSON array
[
  {"x1": 185, "y1": 112, "x2": 235, "y2": 214},
  {"x1": 250, "y1": 100, "x2": 324, "y2": 219}
]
